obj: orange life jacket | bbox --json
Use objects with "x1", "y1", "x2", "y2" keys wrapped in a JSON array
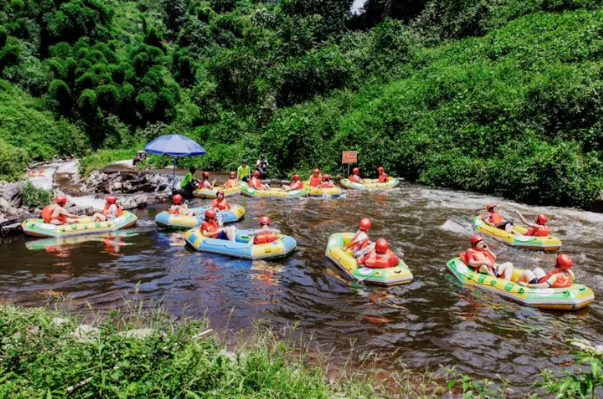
[
  {"x1": 249, "y1": 177, "x2": 262, "y2": 189},
  {"x1": 309, "y1": 176, "x2": 322, "y2": 187},
  {"x1": 201, "y1": 220, "x2": 219, "y2": 236},
  {"x1": 103, "y1": 204, "x2": 123, "y2": 218},
  {"x1": 378, "y1": 173, "x2": 388, "y2": 183},
  {"x1": 485, "y1": 211, "x2": 504, "y2": 225},
  {"x1": 169, "y1": 205, "x2": 182, "y2": 215},
  {"x1": 348, "y1": 230, "x2": 369, "y2": 252},
  {"x1": 225, "y1": 179, "x2": 238, "y2": 189},
  {"x1": 361, "y1": 250, "x2": 400, "y2": 268},
  {"x1": 460, "y1": 248, "x2": 497, "y2": 269},
  {"x1": 539, "y1": 269, "x2": 574, "y2": 288},
  {"x1": 321, "y1": 181, "x2": 334, "y2": 188},
  {"x1": 253, "y1": 230, "x2": 277, "y2": 245},
  {"x1": 349, "y1": 174, "x2": 362, "y2": 183},
  {"x1": 41, "y1": 205, "x2": 66, "y2": 224},
  {"x1": 212, "y1": 199, "x2": 230, "y2": 211},
  {"x1": 290, "y1": 181, "x2": 303, "y2": 190},
  {"x1": 525, "y1": 225, "x2": 551, "y2": 237}
]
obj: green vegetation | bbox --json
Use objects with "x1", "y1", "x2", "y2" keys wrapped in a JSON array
[
  {"x1": 18, "y1": 180, "x2": 53, "y2": 209},
  {"x1": 1, "y1": 0, "x2": 603, "y2": 206}
]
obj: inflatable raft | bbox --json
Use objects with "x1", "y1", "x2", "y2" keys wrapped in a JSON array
[
  {"x1": 155, "y1": 205, "x2": 245, "y2": 230},
  {"x1": 306, "y1": 185, "x2": 342, "y2": 198},
  {"x1": 340, "y1": 178, "x2": 400, "y2": 190},
  {"x1": 325, "y1": 233, "x2": 413, "y2": 285},
  {"x1": 22, "y1": 212, "x2": 138, "y2": 238},
  {"x1": 446, "y1": 257, "x2": 594, "y2": 310},
  {"x1": 193, "y1": 186, "x2": 240, "y2": 199},
  {"x1": 184, "y1": 228, "x2": 296, "y2": 260},
  {"x1": 471, "y1": 216, "x2": 561, "y2": 252},
  {"x1": 240, "y1": 182, "x2": 308, "y2": 199}
]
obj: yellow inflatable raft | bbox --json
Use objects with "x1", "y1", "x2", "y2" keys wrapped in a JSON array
[
  {"x1": 240, "y1": 182, "x2": 308, "y2": 199},
  {"x1": 22, "y1": 212, "x2": 138, "y2": 238},
  {"x1": 447, "y1": 257, "x2": 594, "y2": 310},
  {"x1": 193, "y1": 185, "x2": 240, "y2": 199},
  {"x1": 340, "y1": 178, "x2": 400, "y2": 190},
  {"x1": 471, "y1": 216, "x2": 562, "y2": 252},
  {"x1": 325, "y1": 233, "x2": 413, "y2": 285},
  {"x1": 306, "y1": 185, "x2": 342, "y2": 198}
]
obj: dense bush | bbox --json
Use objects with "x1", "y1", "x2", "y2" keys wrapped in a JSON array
[{"x1": 0, "y1": 138, "x2": 27, "y2": 182}]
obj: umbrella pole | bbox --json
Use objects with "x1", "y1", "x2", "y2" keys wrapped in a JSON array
[{"x1": 172, "y1": 157, "x2": 176, "y2": 190}]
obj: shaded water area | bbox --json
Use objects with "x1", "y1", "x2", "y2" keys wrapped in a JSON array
[{"x1": 2, "y1": 183, "x2": 603, "y2": 390}]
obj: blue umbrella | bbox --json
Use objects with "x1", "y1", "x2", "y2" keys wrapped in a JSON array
[{"x1": 145, "y1": 134, "x2": 206, "y2": 189}]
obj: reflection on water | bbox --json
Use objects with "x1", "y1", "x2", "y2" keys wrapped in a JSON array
[{"x1": 1, "y1": 183, "x2": 603, "y2": 390}]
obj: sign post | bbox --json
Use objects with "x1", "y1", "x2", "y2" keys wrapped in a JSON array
[{"x1": 342, "y1": 151, "x2": 358, "y2": 178}]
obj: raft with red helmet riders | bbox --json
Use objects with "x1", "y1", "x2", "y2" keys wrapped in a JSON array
[
  {"x1": 241, "y1": 172, "x2": 308, "y2": 198},
  {"x1": 283, "y1": 174, "x2": 304, "y2": 191},
  {"x1": 184, "y1": 215, "x2": 297, "y2": 260},
  {"x1": 24, "y1": 196, "x2": 137, "y2": 238},
  {"x1": 447, "y1": 242, "x2": 593, "y2": 310},
  {"x1": 156, "y1": 196, "x2": 245, "y2": 230},
  {"x1": 325, "y1": 218, "x2": 412, "y2": 285},
  {"x1": 306, "y1": 171, "x2": 343, "y2": 198},
  {"x1": 340, "y1": 166, "x2": 400, "y2": 190},
  {"x1": 472, "y1": 206, "x2": 561, "y2": 251}
]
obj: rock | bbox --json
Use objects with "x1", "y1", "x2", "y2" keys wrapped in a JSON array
[
  {"x1": 69, "y1": 206, "x2": 94, "y2": 216},
  {"x1": 0, "y1": 197, "x2": 10, "y2": 212},
  {"x1": 2, "y1": 183, "x2": 21, "y2": 207},
  {"x1": 71, "y1": 324, "x2": 100, "y2": 342},
  {"x1": 112, "y1": 182, "x2": 123, "y2": 192},
  {"x1": 118, "y1": 328, "x2": 155, "y2": 339},
  {"x1": 592, "y1": 192, "x2": 603, "y2": 213},
  {"x1": 52, "y1": 317, "x2": 68, "y2": 326},
  {"x1": 121, "y1": 194, "x2": 147, "y2": 210}
]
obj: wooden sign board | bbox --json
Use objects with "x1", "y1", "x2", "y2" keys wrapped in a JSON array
[{"x1": 342, "y1": 151, "x2": 357, "y2": 164}]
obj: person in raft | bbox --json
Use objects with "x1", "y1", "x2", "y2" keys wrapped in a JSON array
[
  {"x1": 282, "y1": 174, "x2": 303, "y2": 191},
  {"x1": 345, "y1": 218, "x2": 374, "y2": 258},
  {"x1": 349, "y1": 167, "x2": 363, "y2": 183},
  {"x1": 359, "y1": 238, "x2": 400, "y2": 268},
  {"x1": 41, "y1": 197, "x2": 83, "y2": 225},
  {"x1": 254, "y1": 216, "x2": 278, "y2": 244},
  {"x1": 481, "y1": 204, "x2": 521, "y2": 234},
  {"x1": 168, "y1": 194, "x2": 198, "y2": 216},
  {"x1": 461, "y1": 235, "x2": 514, "y2": 281},
  {"x1": 249, "y1": 170, "x2": 271, "y2": 190},
  {"x1": 237, "y1": 159, "x2": 251, "y2": 182},
  {"x1": 309, "y1": 169, "x2": 322, "y2": 187},
  {"x1": 514, "y1": 211, "x2": 551, "y2": 237},
  {"x1": 200, "y1": 171, "x2": 216, "y2": 189},
  {"x1": 91, "y1": 196, "x2": 123, "y2": 222},
  {"x1": 377, "y1": 166, "x2": 389, "y2": 183},
  {"x1": 180, "y1": 166, "x2": 199, "y2": 194},
  {"x1": 224, "y1": 171, "x2": 239, "y2": 188},
  {"x1": 200, "y1": 209, "x2": 236, "y2": 241},
  {"x1": 517, "y1": 254, "x2": 575, "y2": 288},
  {"x1": 321, "y1": 174, "x2": 334, "y2": 188},
  {"x1": 211, "y1": 190, "x2": 231, "y2": 211}
]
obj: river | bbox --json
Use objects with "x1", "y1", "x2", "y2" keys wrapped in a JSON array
[{"x1": 1, "y1": 183, "x2": 602, "y2": 391}]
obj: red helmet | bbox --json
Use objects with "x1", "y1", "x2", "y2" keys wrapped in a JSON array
[
  {"x1": 292, "y1": 174, "x2": 300, "y2": 181},
  {"x1": 217, "y1": 190, "x2": 225, "y2": 198},
  {"x1": 172, "y1": 194, "x2": 183, "y2": 204},
  {"x1": 486, "y1": 204, "x2": 497, "y2": 212},
  {"x1": 253, "y1": 170, "x2": 260, "y2": 177},
  {"x1": 259, "y1": 216, "x2": 271, "y2": 226},
  {"x1": 229, "y1": 171, "x2": 236, "y2": 178},
  {"x1": 470, "y1": 235, "x2": 484, "y2": 246},
  {"x1": 106, "y1": 196, "x2": 117, "y2": 204},
  {"x1": 556, "y1": 254, "x2": 573, "y2": 270},
  {"x1": 204, "y1": 209, "x2": 216, "y2": 219},
  {"x1": 375, "y1": 238, "x2": 388, "y2": 254},
  {"x1": 323, "y1": 174, "x2": 331, "y2": 180},
  {"x1": 359, "y1": 218, "x2": 371, "y2": 231},
  {"x1": 352, "y1": 167, "x2": 360, "y2": 174},
  {"x1": 536, "y1": 213, "x2": 548, "y2": 225},
  {"x1": 313, "y1": 169, "x2": 320, "y2": 175},
  {"x1": 377, "y1": 166, "x2": 384, "y2": 173},
  {"x1": 202, "y1": 172, "x2": 210, "y2": 179},
  {"x1": 55, "y1": 196, "x2": 67, "y2": 206}
]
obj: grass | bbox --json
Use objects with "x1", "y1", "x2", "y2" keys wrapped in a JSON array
[
  {"x1": 79, "y1": 147, "x2": 141, "y2": 176},
  {"x1": 0, "y1": 302, "x2": 442, "y2": 399},
  {"x1": 18, "y1": 180, "x2": 52, "y2": 210}
]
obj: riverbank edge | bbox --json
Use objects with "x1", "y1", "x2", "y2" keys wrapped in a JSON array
[{"x1": 0, "y1": 303, "x2": 448, "y2": 399}]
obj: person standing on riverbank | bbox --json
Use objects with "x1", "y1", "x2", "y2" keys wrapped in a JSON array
[
  {"x1": 256, "y1": 155, "x2": 269, "y2": 179},
  {"x1": 180, "y1": 167, "x2": 198, "y2": 194},
  {"x1": 237, "y1": 159, "x2": 251, "y2": 182}
]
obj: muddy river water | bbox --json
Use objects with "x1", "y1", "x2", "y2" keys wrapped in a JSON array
[{"x1": 2, "y1": 183, "x2": 603, "y2": 390}]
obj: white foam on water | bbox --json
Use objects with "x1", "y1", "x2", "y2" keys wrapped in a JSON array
[
  {"x1": 440, "y1": 219, "x2": 473, "y2": 235},
  {"x1": 68, "y1": 195, "x2": 105, "y2": 210},
  {"x1": 27, "y1": 168, "x2": 57, "y2": 190}
]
